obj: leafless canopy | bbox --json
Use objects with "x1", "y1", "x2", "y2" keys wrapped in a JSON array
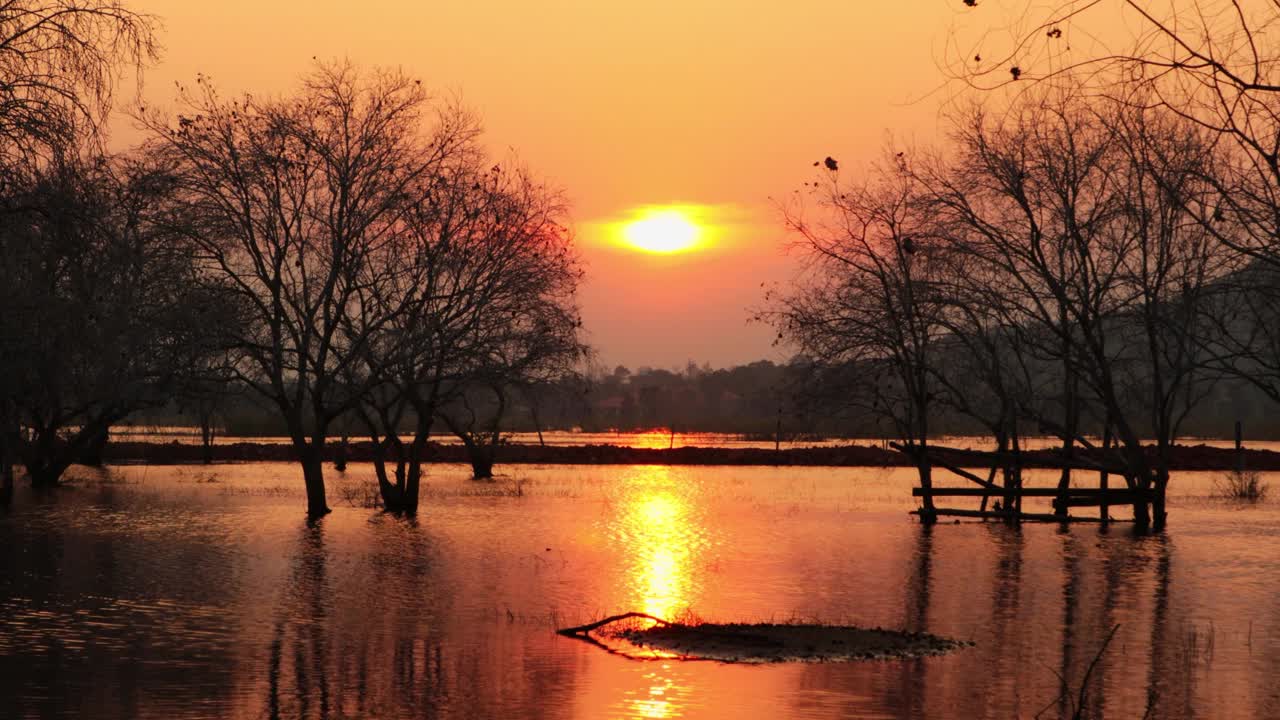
[
  {"x1": 144, "y1": 61, "x2": 481, "y2": 516},
  {"x1": 0, "y1": 150, "x2": 213, "y2": 486},
  {"x1": 0, "y1": 0, "x2": 157, "y2": 155},
  {"x1": 771, "y1": 88, "x2": 1234, "y2": 529},
  {"x1": 954, "y1": 1, "x2": 1280, "y2": 403}
]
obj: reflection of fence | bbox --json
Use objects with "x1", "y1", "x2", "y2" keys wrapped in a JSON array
[{"x1": 892, "y1": 441, "x2": 1149, "y2": 524}]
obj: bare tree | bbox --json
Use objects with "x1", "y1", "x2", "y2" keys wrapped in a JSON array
[
  {"x1": 146, "y1": 62, "x2": 479, "y2": 517},
  {"x1": 436, "y1": 166, "x2": 585, "y2": 480},
  {"x1": 353, "y1": 160, "x2": 584, "y2": 509},
  {"x1": 1103, "y1": 101, "x2": 1232, "y2": 523},
  {"x1": 956, "y1": 1, "x2": 1280, "y2": 405},
  {"x1": 774, "y1": 88, "x2": 1231, "y2": 529},
  {"x1": 0, "y1": 149, "x2": 213, "y2": 488},
  {"x1": 924, "y1": 95, "x2": 1131, "y2": 519},
  {"x1": 174, "y1": 344, "x2": 244, "y2": 465},
  {"x1": 767, "y1": 155, "x2": 951, "y2": 519},
  {"x1": 0, "y1": 0, "x2": 157, "y2": 156},
  {"x1": 925, "y1": 92, "x2": 1229, "y2": 528},
  {"x1": 0, "y1": 0, "x2": 157, "y2": 500},
  {"x1": 926, "y1": 243, "x2": 1038, "y2": 514}
]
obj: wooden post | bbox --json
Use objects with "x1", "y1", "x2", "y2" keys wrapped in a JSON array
[
  {"x1": 916, "y1": 443, "x2": 937, "y2": 525},
  {"x1": 979, "y1": 461, "x2": 999, "y2": 514},
  {"x1": 1235, "y1": 420, "x2": 1244, "y2": 474},
  {"x1": 1010, "y1": 424, "x2": 1024, "y2": 520},
  {"x1": 1100, "y1": 423, "x2": 1112, "y2": 522}
]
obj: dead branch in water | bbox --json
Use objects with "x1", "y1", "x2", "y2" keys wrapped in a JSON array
[
  {"x1": 556, "y1": 612, "x2": 671, "y2": 637},
  {"x1": 1036, "y1": 623, "x2": 1121, "y2": 720},
  {"x1": 556, "y1": 612, "x2": 688, "y2": 662}
]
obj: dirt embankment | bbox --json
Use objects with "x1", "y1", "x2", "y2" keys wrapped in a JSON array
[
  {"x1": 556, "y1": 612, "x2": 971, "y2": 663},
  {"x1": 98, "y1": 439, "x2": 1280, "y2": 470},
  {"x1": 613, "y1": 622, "x2": 971, "y2": 663}
]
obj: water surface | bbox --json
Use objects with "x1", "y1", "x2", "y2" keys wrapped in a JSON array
[{"x1": 1, "y1": 462, "x2": 1277, "y2": 719}]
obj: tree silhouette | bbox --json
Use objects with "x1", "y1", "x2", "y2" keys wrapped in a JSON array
[{"x1": 146, "y1": 62, "x2": 479, "y2": 517}]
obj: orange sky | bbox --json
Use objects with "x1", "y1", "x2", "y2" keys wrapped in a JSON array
[{"x1": 122, "y1": 1, "x2": 975, "y2": 369}]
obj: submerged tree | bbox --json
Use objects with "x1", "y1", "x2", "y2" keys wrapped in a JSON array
[
  {"x1": 958, "y1": 0, "x2": 1280, "y2": 406},
  {"x1": 774, "y1": 89, "x2": 1233, "y2": 529},
  {"x1": 767, "y1": 155, "x2": 951, "y2": 519},
  {"x1": 353, "y1": 161, "x2": 584, "y2": 509},
  {"x1": 928, "y1": 93, "x2": 1229, "y2": 528},
  {"x1": 435, "y1": 166, "x2": 586, "y2": 480},
  {"x1": 0, "y1": 1, "x2": 159, "y2": 498},
  {"x1": 0, "y1": 151, "x2": 215, "y2": 488},
  {"x1": 147, "y1": 62, "x2": 479, "y2": 517}
]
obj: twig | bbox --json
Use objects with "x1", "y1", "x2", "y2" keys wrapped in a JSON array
[
  {"x1": 556, "y1": 611, "x2": 671, "y2": 637},
  {"x1": 1034, "y1": 623, "x2": 1121, "y2": 720},
  {"x1": 1075, "y1": 624, "x2": 1121, "y2": 718},
  {"x1": 558, "y1": 612, "x2": 705, "y2": 662}
]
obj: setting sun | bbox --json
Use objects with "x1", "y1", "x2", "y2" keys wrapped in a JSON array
[{"x1": 620, "y1": 208, "x2": 703, "y2": 254}]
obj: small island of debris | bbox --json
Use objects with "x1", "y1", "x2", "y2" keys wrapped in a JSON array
[{"x1": 558, "y1": 612, "x2": 971, "y2": 663}]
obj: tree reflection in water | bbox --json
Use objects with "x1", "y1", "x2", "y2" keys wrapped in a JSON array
[{"x1": 2, "y1": 465, "x2": 1278, "y2": 719}]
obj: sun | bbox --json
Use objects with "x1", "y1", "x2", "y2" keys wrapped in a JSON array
[{"x1": 620, "y1": 208, "x2": 703, "y2": 254}]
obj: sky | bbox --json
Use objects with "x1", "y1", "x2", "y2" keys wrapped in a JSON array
[{"x1": 121, "y1": 1, "x2": 980, "y2": 369}]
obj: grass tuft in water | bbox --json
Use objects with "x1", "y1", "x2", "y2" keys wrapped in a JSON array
[
  {"x1": 334, "y1": 478, "x2": 382, "y2": 508},
  {"x1": 1215, "y1": 469, "x2": 1268, "y2": 502}
]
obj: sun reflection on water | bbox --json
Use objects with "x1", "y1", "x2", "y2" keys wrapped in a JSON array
[
  {"x1": 605, "y1": 467, "x2": 714, "y2": 718},
  {"x1": 614, "y1": 469, "x2": 706, "y2": 621}
]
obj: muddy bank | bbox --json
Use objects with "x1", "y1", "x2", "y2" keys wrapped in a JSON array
[
  {"x1": 557, "y1": 613, "x2": 971, "y2": 663},
  {"x1": 97, "y1": 439, "x2": 1280, "y2": 470},
  {"x1": 615, "y1": 622, "x2": 970, "y2": 663}
]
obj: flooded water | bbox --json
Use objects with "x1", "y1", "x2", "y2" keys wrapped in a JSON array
[{"x1": 1, "y1": 462, "x2": 1278, "y2": 719}]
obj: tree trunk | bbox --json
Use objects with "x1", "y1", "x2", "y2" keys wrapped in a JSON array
[
  {"x1": 402, "y1": 419, "x2": 430, "y2": 514},
  {"x1": 1151, "y1": 469, "x2": 1168, "y2": 531},
  {"x1": 199, "y1": 414, "x2": 215, "y2": 465},
  {"x1": 1132, "y1": 472, "x2": 1152, "y2": 529},
  {"x1": 1234, "y1": 420, "x2": 1244, "y2": 473},
  {"x1": 403, "y1": 460, "x2": 421, "y2": 514},
  {"x1": 1099, "y1": 421, "x2": 1112, "y2": 522},
  {"x1": 300, "y1": 450, "x2": 330, "y2": 517},
  {"x1": 0, "y1": 420, "x2": 13, "y2": 504},
  {"x1": 0, "y1": 446, "x2": 12, "y2": 505},
  {"x1": 371, "y1": 436, "x2": 403, "y2": 511},
  {"x1": 80, "y1": 425, "x2": 109, "y2": 467},
  {"x1": 914, "y1": 441, "x2": 936, "y2": 524},
  {"x1": 458, "y1": 433, "x2": 494, "y2": 480},
  {"x1": 981, "y1": 430, "x2": 1006, "y2": 513},
  {"x1": 333, "y1": 435, "x2": 348, "y2": 472},
  {"x1": 918, "y1": 459, "x2": 936, "y2": 524},
  {"x1": 28, "y1": 461, "x2": 65, "y2": 488},
  {"x1": 530, "y1": 400, "x2": 546, "y2": 447},
  {"x1": 1004, "y1": 418, "x2": 1022, "y2": 522},
  {"x1": 1054, "y1": 360, "x2": 1077, "y2": 518},
  {"x1": 470, "y1": 453, "x2": 494, "y2": 480},
  {"x1": 18, "y1": 429, "x2": 70, "y2": 488}
]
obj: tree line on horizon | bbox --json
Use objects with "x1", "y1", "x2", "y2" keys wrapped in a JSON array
[{"x1": 132, "y1": 354, "x2": 1280, "y2": 445}]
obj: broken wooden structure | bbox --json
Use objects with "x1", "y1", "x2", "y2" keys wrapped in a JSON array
[{"x1": 890, "y1": 441, "x2": 1152, "y2": 525}]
